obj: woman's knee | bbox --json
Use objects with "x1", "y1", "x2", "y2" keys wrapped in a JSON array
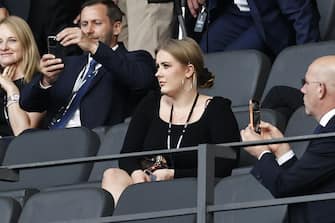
[{"x1": 102, "y1": 168, "x2": 131, "y2": 184}]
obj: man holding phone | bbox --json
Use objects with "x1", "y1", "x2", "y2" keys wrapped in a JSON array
[
  {"x1": 241, "y1": 56, "x2": 335, "y2": 222},
  {"x1": 19, "y1": 0, "x2": 156, "y2": 129}
]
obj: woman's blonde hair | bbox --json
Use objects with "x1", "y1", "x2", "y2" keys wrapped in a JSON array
[
  {"x1": 0, "y1": 16, "x2": 40, "y2": 83},
  {"x1": 157, "y1": 37, "x2": 214, "y2": 88}
]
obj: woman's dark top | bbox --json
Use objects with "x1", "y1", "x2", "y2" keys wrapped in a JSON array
[
  {"x1": 119, "y1": 91, "x2": 241, "y2": 178},
  {"x1": 0, "y1": 78, "x2": 25, "y2": 136}
]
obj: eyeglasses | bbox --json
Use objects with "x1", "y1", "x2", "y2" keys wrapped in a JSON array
[{"x1": 301, "y1": 78, "x2": 322, "y2": 87}]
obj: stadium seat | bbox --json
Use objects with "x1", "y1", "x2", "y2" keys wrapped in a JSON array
[
  {"x1": 284, "y1": 106, "x2": 318, "y2": 158},
  {"x1": 201, "y1": 50, "x2": 271, "y2": 108},
  {"x1": 113, "y1": 178, "x2": 197, "y2": 223},
  {"x1": 88, "y1": 122, "x2": 129, "y2": 182},
  {"x1": 18, "y1": 188, "x2": 114, "y2": 223},
  {"x1": 0, "y1": 127, "x2": 99, "y2": 191},
  {"x1": 0, "y1": 196, "x2": 21, "y2": 223},
  {"x1": 0, "y1": 136, "x2": 13, "y2": 165},
  {"x1": 318, "y1": 0, "x2": 335, "y2": 40},
  {"x1": 214, "y1": 174, "x2": 287, "y2": 223},
  {"x1": 262, "y1": 41, "x2": 335, "y2": 101}
]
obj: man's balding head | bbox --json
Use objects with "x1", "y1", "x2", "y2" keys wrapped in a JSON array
[{"x1": 301, "y1": 56, "x2": 335, "y2": 121}]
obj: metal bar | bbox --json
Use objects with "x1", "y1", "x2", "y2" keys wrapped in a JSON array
[
  {"x1": 207, "y1": 192, "x2": 335, "y2": 212},
  {"x1": 197, "y1": 144, "x2": 215, "y2": 223},
  {"x1": 50, "y1": 207, "x2": 197, "y2": 223},
  {"x1": 3, "y1": 132, "x2": 335, "y2": 171}
]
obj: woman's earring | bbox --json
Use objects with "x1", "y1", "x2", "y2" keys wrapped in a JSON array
[{"x1": 181, "y1": 79, "x2": 185, "y2": 86}]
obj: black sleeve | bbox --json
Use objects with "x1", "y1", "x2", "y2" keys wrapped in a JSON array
[
  {"x1": 207, "y1": 97, "x2": 241, "y2": 177},
  {"x1": 251, "y1": 137, "x2": 335, "y2": 198},
  {"x1": 0, "y1": 0, "x2": 6, "y2": 8},
  {"x1": 174, "y1": 97, "x2": 241, "y2": 178},
  {"x1": 92, "y1": 42, "x2": 156, "y2": 91},
  {"x1": 19, "y1": 72, "x2": 51, "y2": 112},
  {"x1": 119, "y1": 91, "x2": 158, "y2": 175}
]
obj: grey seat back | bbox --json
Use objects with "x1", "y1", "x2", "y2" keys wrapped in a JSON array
[
  {"x1": 0, "y1": 196, "x2": 21, "y2": 223},
  {"x1": 214, "y1": 174, "x2": 286, "y2": 223},
  {"x1": 284, "y1": 106, "x2": 318, "y2": 158},
  {"x1": 18, "y1": 188, "x2": 114, "y2": 223},
  {"x1": 262, "y1": 41, "x2": 335, "y2": 101},
  {"x1": 89, "y1": 122, "x2": 129, "y2": 182},
  {"x1": 0, "y1": 127, "x2": 99, "y2": 190},
  {"x1": 318, "y1": 0, "x2": 335, "y2": 40},
  {"x1": 200, "y1": 50, "x2": 271, "y2": 107},
  {"x1": 113, "y1": 178, "x2": 197, "y2": 223}
]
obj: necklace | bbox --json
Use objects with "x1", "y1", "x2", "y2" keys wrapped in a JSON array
[{"x1": 167, "y1": 92, "x2": 200, "y2": 150}]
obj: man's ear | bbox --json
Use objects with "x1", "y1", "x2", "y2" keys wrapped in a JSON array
[
  {"x1": 319, "y1": 83, "x2": 327, "y2": 99},
  {"x1": 185, "y1": 63, "x2": 195, "y2": 79},
  {"x1": 112, "y1": 21, "x2": 122, "y2": 36}
]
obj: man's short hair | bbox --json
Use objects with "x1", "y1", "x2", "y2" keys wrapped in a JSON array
[{"x1": 81, "y1": 0, "x2": 124, "y2": 22}]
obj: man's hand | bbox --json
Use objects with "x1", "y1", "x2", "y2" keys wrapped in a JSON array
[
  {"x1": 240, "y1": 126, "x2": 271, "y2": 158},
  {"x1": 40, "y1": 54, "x2": 64, "y2": 87},
  {"x1": 0, "y1": 8, "x2": 9, "y2": 21},
  {"x1": 56, "y1": 27, "x2": 99, "y2": 54},
  {"x1": 152, "y1": 169, "x2": 174, "y2": 181},
  {"x1": 131, "y1": 170, "x2": 150, "y2": 184},
  {"x1": 187, "y1": 0, "x2": 205, "y2": 17}
]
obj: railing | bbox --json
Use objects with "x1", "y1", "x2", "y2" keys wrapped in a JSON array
[{"x1": 1, "y1": 132, "x2": 335, "y2": 223}]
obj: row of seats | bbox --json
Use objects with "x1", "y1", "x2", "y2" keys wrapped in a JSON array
[
  {"x1": 201, "y1": 40, "x2": 335, "y2": 118},
  {"x1": 0, "y1": 176, "x2": 287, "y2": 223}
]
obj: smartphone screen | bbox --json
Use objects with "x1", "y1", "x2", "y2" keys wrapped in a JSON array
[
  {"x1": 249, "y1": 99, "x2": 261, "y2": 134},
  {"x1": 47, "y1": 36, "x2": 64, "y2": 59}
]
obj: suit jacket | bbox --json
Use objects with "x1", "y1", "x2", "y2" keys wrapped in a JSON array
[
  {"x1": 251, "y1": 115, "x2": 335, "y2": 223},
  {"x1": 0, "y1": 0, "x2": 85, "y2": 54},
  {"x1": 208, "y1": 0, "x2": 320, "y2": 54},
  {"x1": 20, "y1": 42, "x2": 156, "y2": 129}
]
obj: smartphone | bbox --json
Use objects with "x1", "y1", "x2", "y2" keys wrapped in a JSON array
[
  {"x1": 47, "y1": 35, "x2": 64, "y2": 59},
  {"x1": 249, "y1": 99, "x2": 261, "y2": 134}
]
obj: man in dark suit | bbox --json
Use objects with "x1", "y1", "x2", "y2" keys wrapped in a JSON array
[
  {"x1": 241, "y1": 56, "x2": 335, "y2": 222},
  {"x1": 0, "y1": 0, "x2": 86, "y2": 54},
  {"x1": 187, "y1": 0, "x2": 320, "y2": 56},
  {"x1": 20, "y1": 0, "x2": 156, "y2": 130}
]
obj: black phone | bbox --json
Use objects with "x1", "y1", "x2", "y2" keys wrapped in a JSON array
[
  {"x1": 249, "y1": 99, "x2": 261, "y2": 134},
  {"x1": 47, "y1": 35, "x2": 64, "y2": 59}
]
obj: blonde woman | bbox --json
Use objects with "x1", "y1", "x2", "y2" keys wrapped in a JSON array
[
  {"x1": 102, "y1": 38, "x2": 240, "y2": 204},
  {"x1": 0, "y1": 16, "x2": 44, "y2": 136}
]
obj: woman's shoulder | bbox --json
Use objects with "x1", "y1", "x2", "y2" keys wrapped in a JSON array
[{"x1": 205, "y1": 95, "x2": 232, "y2": 109}]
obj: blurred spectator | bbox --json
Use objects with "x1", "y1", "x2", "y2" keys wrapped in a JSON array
[
  {"x1": 101, "y1": 38, "x2": 240, "y2": 203},
  {"x1": 117, "y1": 0, "x2": 174, "y2": 57},
  {"x1": 187, "y1": 0, "x2": 320, "y2": 57},
  {"x1": 20, "y1": 0, "x2": 156, "y2": 130},
  {"x1": 0, "y1": 0, "x2": 86, "y2": 54},
  {"x1": 0, "y1": 16, "x2": 44, "y2": 136},
  {"x1": 241, "y1": 56, "x2": 335, "y2": 222}
]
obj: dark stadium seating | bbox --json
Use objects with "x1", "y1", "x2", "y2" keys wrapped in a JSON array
[
  {"x1": 201, "y1": 50, "x2": 271, "y2": 108},
  {"x1": 0, "y1": 127, "x2": 99, "y2": 191},
  {"x1": 17, "y1": 188, "x2": 114, "y2": 223},
  {"x1": 113, "y1": 178, "x2": 197, "y2": 223},
  {"x1": 89, "y1": 122, "x2": 129, "y2": 182},
  {"x1": 0, "y1": 197, "x2": 21, "y2": 223},
  {"x1": 262, "y1": 41, "x2": 335, "y2": 101},
  {"x1": 214, "y1": 174, "x2": 287, "y2": 223},
  {"x1": 0, "y1": 137, "x2": 13, "y2": 165},
  {"x1": 318, "y1": 0, "x2": 335, "y2": 40},
  {"x1": 284, "y1": 106, "x2": 318, "y2": 158}
]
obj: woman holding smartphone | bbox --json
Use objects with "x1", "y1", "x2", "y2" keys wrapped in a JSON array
[
  {"x1": 101, "y1": 37, "x2": 241, "y2": 204},
  {"x1": 0, "y1": 16, "x2": 44, "y2": 136}
]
